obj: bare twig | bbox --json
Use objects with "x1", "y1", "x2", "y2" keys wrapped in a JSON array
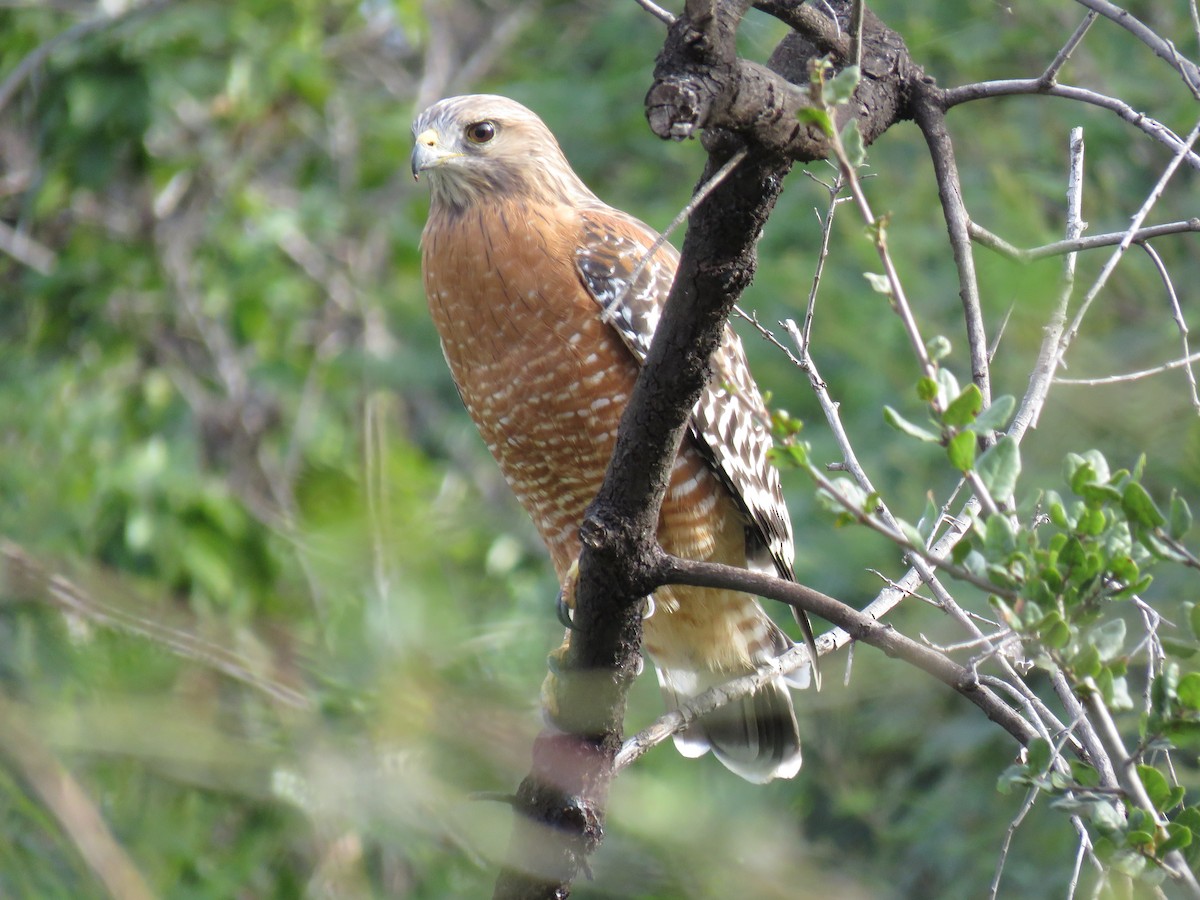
[
  {"x1": 602, "y1": 148, "x2": 749, "y2": 327},
  {"x1": 848, "y1": 0, "x2": 864, "y2": 70},
  {"x1": 1139, "y1": 241, "x2": 1200, "y2": 414},
  {"x1": 1040, "y1": 12, "x2": 1099, "y2": 85},
  {"x1": 632, "y1": 0, "x2": 675, "y2": 25},
  {"x1": 826, "y1": 123, "x2": 936, "y2": 380},
  {"x1": 943, "y1": 81, "x2": 1200, "y2": 170},
  {"x1": 1009, "y1": 127, "x2": 1085, "y2": 440},
  {"x1": 911, "y1": 89, "x2": 991, "y2": 402},
  {"x1": 971, "y1": 219, "x2": 1200, "y2": 262},
  {"x1": 653, "y1": 555, "x2": 1041, "y2": 743},
  {"x1": 1072, "y1": 0, "x2": 1200, "y2": 96},
  {"x1": 1055, "y1": 350, "x2": 1200, "y2": 386},
  {"x1": 1063, "y1": 116, "x2": 1200, "y2": 354}
]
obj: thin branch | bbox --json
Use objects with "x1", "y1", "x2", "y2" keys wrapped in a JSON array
[
  {"x1": 1055, "y1": 350, "x2": 1200, "y2": 386},
  {"x1": 653, "y1": 554, "x2": 1041, "y2": 746},
  {"x1": 942, "y1": 81, "x2": 1200, "y2": 171},
  {"x1": 632, "y1": 0, "x2": 675, "y2": 25},
  {"x1": 1080, "y1": 681, "x2": 1200, "y2": 896},
  {"x1": 1040, "y1": 12, "x2": 1099, "y2": 85},
  {"x1": 848, "y1": 0, "x2": 864, "y2": 70},
  {"x1": 971, "y1": 219, "x2": 1200, "y2": 262},
  {"x1": 602, "y1": 148, "x2": 749, "y2": 327},
  {"x1": 1063, "y1": 115, "x2": 1200, "y2": 355},
  {"x1": 1009, "y1": 127, "x2": 1085, "y2": 440},
  {"x1": 821, "y1": 99, "x2": 935, "y2": 380},
  {"x1": 1072, "y1": 0, "x2": 1200, "y2": 96},
  {"x1": 911, "y1": 87, "x2": 991, "y2": 402},
  {"x1": 1140, "y1": 241, "x2": 1200, "y2": 414}
]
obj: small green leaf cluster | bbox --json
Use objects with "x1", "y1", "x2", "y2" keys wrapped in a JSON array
[
  {"x1": 963, "y1": 449, "x2": 1200, "y2": 880},
  {"x1": 884, "y1": 362, "x2": 1020, "y2": 494},
  {"x1": 969, "y1": 452, "x2": 1175, "y2": 689},
  {"x1": 767, "y1": 407, "x2": 810, "y2": 471},
  {"x1": 799, "y1": 59, "x2": 865, "y2": 168}
]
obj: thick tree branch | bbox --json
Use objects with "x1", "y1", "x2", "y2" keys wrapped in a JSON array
[
  {"x1": 648, "y1": 0, "x2": 922, "y2": 160},
  {"x1": 495, "y1": 4, "x2": 792, "y2": 896}
]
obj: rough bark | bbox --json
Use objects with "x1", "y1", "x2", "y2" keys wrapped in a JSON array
[{"x1": 495, "y1": 2, "x2": 936, "y2": 895}]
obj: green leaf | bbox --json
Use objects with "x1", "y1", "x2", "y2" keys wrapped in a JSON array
[
  {"x1": 1089, "y1": 619, "x2": 1126, "y2": 662},
  {"x1": 1025, "y1": 737, "x2": 1052, "y2": 772},
  {"x1": 942, "y1": 383, "x2": 984, "y2": 427},
  {"x1": 971, "y1": 394, "x2": 1016, "y2": 434},
  {"x1": 1110, "y1": 675, "x2": 1134, "y2": 711},
  {"x1": 897, "y1": 518, "x2": 925, "y2": 548},
  {"x1": 1160, "y1": 823, "x2": 1192, "y2": 854},
  {"x1": 823, "y1": 64, "x2": 861, "y2": 105},
  {"x1": 936, "y1": 368, "x2": 961, "y2": 407},
  {"x1": 797, "y1": 105, "x2": 834, "y2": 137},
  {"x1": 977, "y1": 437, "x2": 1021, "y2": 504},
  {"x1": 1177, "y1": 806, "x2": 1200, "y2": 833},
  {"x1": 1122, "y1": 482, "x2": 1167, "y2": 529},
  {"x1": 1040, "y1": 614, "x2": 1070, "y2": 649},
  {"x1": 1070, "y1": 760, "x2": 1101, "y2": 788},
  {"x1": 1164, "y1": 721, "x2": 1200, "y2": 750},
  {"x1": 1073, "y1": 644, "x2": 1102, "y2": 678},
  {"x1": 1078, "y1": 507, "x2": 1107, "y2": 536},
  {"x1": 1081, "y1": 482, "x2": 1122, "y2": 507},
  {"x1": 1090, "y1": 800, "x2": 1124, "y2": 833},
  {"x1": 863, "y1": 271, "x2": 892, "y2": 295},
  {"x1": 947, "y1": 430, "x2": 976, "y2": 472},
  {"x1": 840, "y1": 119, "x2": 865, "y2": 167},
  {"x1": 883, "y1": 406, "x2": 940, "y2": 442},
  {"x1": 985, "y1": 514, "x2": 1017, "y2": 557},
  {"x1": 1049, "y1": 497, "x2": 1072, "y2": 529},
  {"x1": 1170, "y1": 493, "x2": 1193, "y2": 540},
  {"x1": 1137, "y1": 764, "x2": 1172, "y2": 811},
  {"x1": 916, "y1": 377, "x2": 939, "y2": 402},
  {"x1": 1177, "y1": 672, "x2": 1200, "y2": 710}
]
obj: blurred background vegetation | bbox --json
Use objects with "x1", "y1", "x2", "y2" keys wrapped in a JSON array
[{"x1": 1, "y1": 0, "x2": 1198, "y2": 896}]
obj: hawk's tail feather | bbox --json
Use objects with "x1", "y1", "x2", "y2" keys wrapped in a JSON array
[{"x1": 655, "y1": 664, "x2": 802, "y2": 784}]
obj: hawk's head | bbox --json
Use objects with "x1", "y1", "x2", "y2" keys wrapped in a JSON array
[{"x1": 411, "y1": 94, "x2": 595, "y2": 212}]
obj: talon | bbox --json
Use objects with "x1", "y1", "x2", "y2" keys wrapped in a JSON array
[
  {"x1": 634, "y1": 653, "x2": 644, "y2": 677},
  {"x1": 556, "y1": 590, "x2": 575, "y2": 629},
  {"x1": 555, "y1": 558, "x2": 580, "y2": 629},
  {"x1": 642, "y1": 595, "x2": 655, "y2": 620}
]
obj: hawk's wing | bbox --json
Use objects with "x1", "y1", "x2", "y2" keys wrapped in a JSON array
[{"x1": 573, "y1": 205, "x2": 796, "y2": 582}]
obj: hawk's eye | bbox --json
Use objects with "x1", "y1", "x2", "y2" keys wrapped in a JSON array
[{"x1": 465, "y1": 121, "x2": 496, "y2": 144}]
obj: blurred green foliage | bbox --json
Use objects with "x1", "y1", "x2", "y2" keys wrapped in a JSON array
[{"x1": 1, "y1": 0, "x2": 1199, "y2": 896}]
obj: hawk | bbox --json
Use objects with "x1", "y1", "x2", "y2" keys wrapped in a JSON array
[{"x1": 411, "y1": 94, "x2": 816, "y2": 782}]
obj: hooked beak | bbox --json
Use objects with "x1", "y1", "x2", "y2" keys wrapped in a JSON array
[{"x1": 411, "y1": 128, "x2": 451, "y2": 180}]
